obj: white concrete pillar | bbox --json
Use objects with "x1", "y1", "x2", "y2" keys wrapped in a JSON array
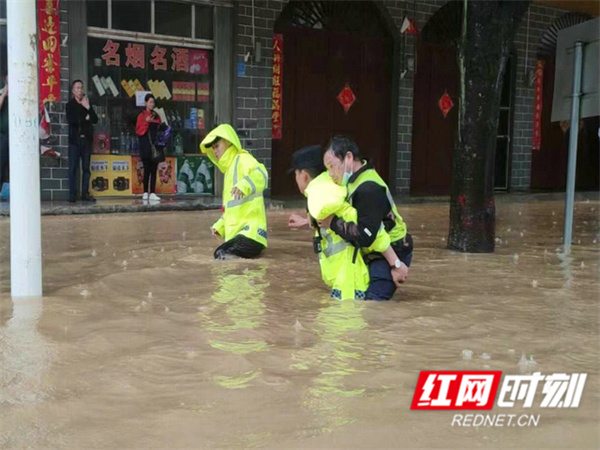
[{"x1": 7, "y1": 0, "x2": 43, "y2": 297}]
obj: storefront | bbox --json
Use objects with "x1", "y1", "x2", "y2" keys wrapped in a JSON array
[
  {"x1": 2, "y1": 0, "x2": 598, "y2": 201},
  {"x1": 83, "y1": 0, "x2": 221, "y2": 197},
  {"x1": 28, "y1": 0, "x2": 234, "y2": 201}
]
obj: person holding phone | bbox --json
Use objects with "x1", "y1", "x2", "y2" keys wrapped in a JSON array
[
  {"x1": 135, "y1": 94, "x2": 162, "y2": 202},
  {"x1": 66, "y1": 79, "x2": 98, "y2": 203}
]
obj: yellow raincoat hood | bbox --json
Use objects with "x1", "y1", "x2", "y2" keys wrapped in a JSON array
[
  {"x1": 305, "y1": 172, "x2": 352, "y2": 221},
  {"x1": 200, "y1": 124, "x2": 247, "y2": 173},
  {"x1": 200, "y1": 124, "x2": 269, "y2": 248}
]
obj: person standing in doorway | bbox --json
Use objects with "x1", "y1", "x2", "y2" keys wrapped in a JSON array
[
  {"x1": 0, "y1": 75, "x2": 9, "y2": 197},
  {"x1": 135, "y1": 94, "x2": 161, "y2": 202},
  {"x1": 66, "y1": 79, "x2": 98, "y2": 203}
]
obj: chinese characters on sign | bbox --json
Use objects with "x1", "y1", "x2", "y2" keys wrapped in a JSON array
[
  {"x1": 171, "y1": 48, "x2": 190, "y2": 72},
  {"x1": 100, "y1": 40, "x2": 203, "y2": 75},
  {"x1": 532, "y1": 60, "x2": 544, "y2": 150},
  {"x1": 102, "y1": 40, "x2": 121, "y2": 66},
  {"x1": 125, "y1": 43, "x2": 145, "y2": 69},
  {"x1": 38, "y1": 0, "x2": 61, "y2": 106},
  {"x1": 150, "y1": 45, "x2": 168, "y2": 71},
  {"x1": 272, "y1": 34, "x2": 283, "y2": 140},
  {"x1": 95, "y1": 38, "x2": 212, "y2": 100}
]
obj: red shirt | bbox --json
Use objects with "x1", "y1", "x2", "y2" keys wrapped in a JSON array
[{"x1": 136, "y1": 109, "x2": 161, "y2": 136}]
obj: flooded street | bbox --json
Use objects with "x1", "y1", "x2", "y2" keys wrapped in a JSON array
[{"x1": 0, "y1": 198, "x2": 599, "y2": 449}]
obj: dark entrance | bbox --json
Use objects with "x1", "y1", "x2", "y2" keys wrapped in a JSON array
[
  {"x1": 411, "y1": 1, "x2": 515, "y2": 195},
  {"x1": 531, "y1": 13, "x2": 599, "y2": 191},
  {"x1": 410, "y1": 41, "x2": 458, "y2": 195},
  {"x1": 272, "y1": 1, "x2": 395, "y2": 197}
]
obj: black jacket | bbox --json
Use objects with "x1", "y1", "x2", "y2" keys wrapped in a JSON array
[
  {"x1": 330, "y1": 161, "x2": 392, "y2": 248},
  {"x1": 66, "y1": 98, "x2": 98, "y2": 144}
]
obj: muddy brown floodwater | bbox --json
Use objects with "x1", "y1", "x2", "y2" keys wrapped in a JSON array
[{"x1": 0, "y1": 198, "x2": 599, "y2": 449}]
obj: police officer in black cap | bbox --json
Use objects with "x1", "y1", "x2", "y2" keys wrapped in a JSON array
[{"x1": 288, "y1": 145, "x2": 326, "y2": 229}]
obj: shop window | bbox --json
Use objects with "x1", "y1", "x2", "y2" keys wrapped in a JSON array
[
  {"x1": 87, "y1": 0, "x2": 108, "y2": 28},
  {"x1": 87, "y1": 37, "x2": 215, "y2": 196},
  {"x1": 87, "y1": 37, "x2": 214, "y2": 156},
  {"x1": 0, "y1": 0, "x2": 5, "y2": 20},
  {"x1": 111, "y1": 0, "x2": 151, "y2": 33},
  {"x1": 88, "y1": 1, "x2": 214, "y2": 42},
  {"x1": 155, "y1": 1, "x2": 192, "y2": 38},
  {"x1": 195, "y1": 5, "x2": 213, "y2": 40}
]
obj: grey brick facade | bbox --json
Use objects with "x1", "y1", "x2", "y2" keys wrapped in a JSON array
[
  {"x1": 233, "y1": 0, "x2": 286, "y2": 194},
  {"x1": 34, "y1": 0, "x2": 575, "y2": 200},
  {"x1": 511, "y1": 5, "x2": 565, "y2": 191},
  {"x1": 230, "y1": 0, "x2": 573, "y2": 196}
]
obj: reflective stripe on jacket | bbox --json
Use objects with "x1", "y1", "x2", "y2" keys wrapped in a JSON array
[{"x1": 200, "y1": 124, "x2": 268, "y2": 247}]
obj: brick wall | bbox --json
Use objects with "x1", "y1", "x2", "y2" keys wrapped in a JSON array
[
  {"x1": 234, "y1": 0, "x2": 286, "y2": 194},
  {"x1": 375, "y1": 1, "x2": 569, "y2": 194},
  {"x1": 232, "y1": 0, "x2": 446, "y2": 196},
  {"x1": 33, "y1": 1, "x2": 577, "y2": 201},
  {"x1": 40, "y1": 0, "x2": 70, "y2": 201},
  {"x1": 382, "y1": 0, "x2": 448, "y2": 194},
  {"x1": 511, "y1": 4, "x2": 565, "y2": 191},
  {"x1": 231, "y1": 0, "x2": 570, "y2": 196}
]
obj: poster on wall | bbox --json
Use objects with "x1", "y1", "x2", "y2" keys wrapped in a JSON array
[
  {"x1": 197, "y1": 83, "x2": 210, "y2": 102},
  {"x1": 176, "y1": 156, "x2": 214, "y2": 194},
  {"x1": 190, "y1": 50, "x2": 210, "y2": 75},
  {"x1": 90, "y1": 155, "x2": 133, "y2": 197},
  {"x1": 532, "y1": 60, "x2": 544, "y2": 151},
  {"x1": 38, "y1": 0, "x2": 61, "y2": 106},
  {"x1": 272, "y1": 34, "x2": 283, "y2": 140},
  {"x1": 131, "y1": 157, "x2": 177, "y2": 195}
]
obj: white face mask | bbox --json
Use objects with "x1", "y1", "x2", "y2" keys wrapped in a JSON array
[{"x1": 341, "y1": 156, "x2": 352, "y2": 186}]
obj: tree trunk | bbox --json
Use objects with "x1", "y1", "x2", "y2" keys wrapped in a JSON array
[{"x1": 448, "y1": 0, "x2": 530, "y2": 252}]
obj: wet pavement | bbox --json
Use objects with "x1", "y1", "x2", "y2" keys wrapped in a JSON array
[
  {"x1": 1, "y1": 190, "x2": 596, "y2": 217},
  {"x1": 0, "y1": 196, "x2": 598, "y2": 448},
  {"x1": 0, "y1": 196, "x2": 222, "y2": 216}
]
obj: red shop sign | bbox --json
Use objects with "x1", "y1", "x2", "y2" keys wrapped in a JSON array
[
  {"x1": 38, "y1": 0, "x2": 61, "y2": 106},
  {"x1": 272, "y1": 34, "x2": 283, "y2": 140},
  {"x1": 532, "y1": 60, "x2": 544, "y2": 151}
]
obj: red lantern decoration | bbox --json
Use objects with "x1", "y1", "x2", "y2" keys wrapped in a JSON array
[
  {"x1": 337, "y1": 84, "x2": 356, "y2": 113},
  {"x1": 438, "y1": 90, "x2": 454, "y2": 118}
]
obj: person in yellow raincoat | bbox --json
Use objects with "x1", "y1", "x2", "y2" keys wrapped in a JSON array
[
  {"x1": 288, "y1": 145, "x2": 406, "y2": 300},
  {"x1": 200, "y1": 124, "x2": 268, "y2": 259}
]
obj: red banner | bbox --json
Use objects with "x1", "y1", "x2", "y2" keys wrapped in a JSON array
[
  {"x1": 272, "y1": 34, "x2": 283, "y2": 140},
  {"x1": 38, "y1": 0, "x2": 61, "y2": 106},
  {"x1": 532, "y1": 60, "x2": 544, "y2": 151}
]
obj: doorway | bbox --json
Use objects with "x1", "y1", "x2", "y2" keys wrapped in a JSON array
[{"x1": 272, "y1": 1, "x2": 395, "y2": 197}]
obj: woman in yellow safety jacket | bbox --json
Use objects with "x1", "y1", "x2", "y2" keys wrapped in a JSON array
[{"x1": 200, "y1": 124, "x2": 268, "y2": 259}]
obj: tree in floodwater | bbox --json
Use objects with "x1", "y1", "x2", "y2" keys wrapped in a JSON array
[{"x1": 448, "y1": 0, "x2": 530, "y2": 252}]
